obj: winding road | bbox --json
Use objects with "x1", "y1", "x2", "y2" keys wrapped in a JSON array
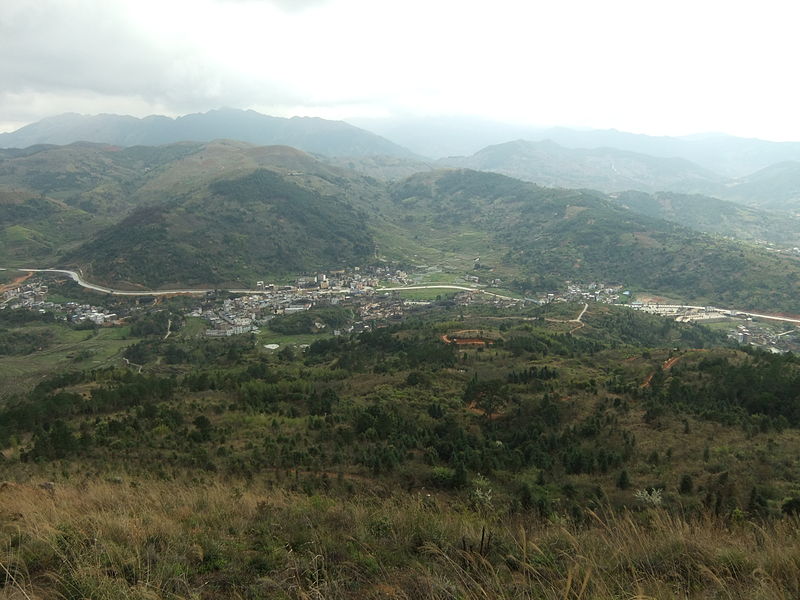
[
  {"x1": 1, "y1": 268, "x2": 520, "y2": 301},
  {"x1": 4, "y1": 267, "x2": 800, "y2": 326}
]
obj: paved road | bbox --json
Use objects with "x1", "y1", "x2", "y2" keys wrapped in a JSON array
[
  {"x1": 6, "y1": 267, "x2": 800, "y2": 326},
  {"x1": 380, "y1": 284, "x2": 518, "y2": 301},
  {"x1": 10, "y1": 268, "x2": 214, "y2": 296},
  {"x1": 3, "y1": 268, "x2": 511, "y2": 299},
  {"x1": 624, "y1": 303, "x2": 800, "y2": 326},
  {"x1": 2, "y1": 269, "x2": 521, "y2": 300}
]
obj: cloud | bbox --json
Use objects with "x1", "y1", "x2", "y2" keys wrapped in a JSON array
[
  {"x1": 0, "y1": 0, "x2": 305, "y2": 125},
  {"x1": 0, "y1": 0, "x2": 799, "y2": 140},
  {"x1": 216, "y1": 0, "x2": 330, "y2": 11}
]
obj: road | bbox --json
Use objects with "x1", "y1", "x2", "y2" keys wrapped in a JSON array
[
  {"x1": 569, "y1": 303, "x2": 589, "y2": 333},
  {"x1": 1, "y1": 268, "x2": 520, "y2": 300},
  {"x1": 5, "y1": 266, "x2": 800, "y2": 326},
  {"x1": 377, "y1": 284, "x2": 518, "y2": 301},
  {"x1": 9, "y1": 268, "x2": 215, "y2": 296},
  {"x1": 575, "y1": 302, "x2": 588, "y2": 322},
  {"x1": 623, "y1": 303, "x2": 800, "y2": 326}
]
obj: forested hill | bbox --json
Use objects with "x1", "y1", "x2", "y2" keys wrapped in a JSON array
[
  {"x1": 611, "y1": 190, "x2": 800, "y2": 246},
  {"x1": 0, "y1": 140, "x2": 387, "y2": 277},
  {"x1": 389, "y1": 170, "x2": 800, "y2": 312},
  {"x1": 66, "y1": 169, "x2": 376, "y2": 288}
]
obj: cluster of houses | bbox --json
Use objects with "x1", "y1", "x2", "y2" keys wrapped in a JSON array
[
  {"x1": 196, "y1": 266, "x2": 413, "y2": 336},
  {"x1": 727, "y1": 322, "x2": 799, "y2": 354},
  {"x1": 2, "y1": 280, "x2": 48, "y2": 306},
  {"x1": 1, "y1": 279, "x2": 119, "y2": 325},
  {"x1": 562, "y1": 282, "x2": 626, "y2": 304}
]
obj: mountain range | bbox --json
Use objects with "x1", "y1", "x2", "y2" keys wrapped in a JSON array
[
  {"x1": 2, "y1": 139, "x2": 800, "y2": 313},
  {"x1": 4, "y1": 110, "x2": 800, "y2": 215},
  {"x1": 0, "y1": 109, "x2": 414, "y2": 158},
  {"x1": 353, "y1": 115, "x2": 800, "y2": 177}
]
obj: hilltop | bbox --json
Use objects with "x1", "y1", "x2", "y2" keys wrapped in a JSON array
[
  {"x1": 67, "y1": 168, "x2": 376, "y2": 288},
  {"x1": 2, "y1": 290, "x2": 800, "y2": 598}
]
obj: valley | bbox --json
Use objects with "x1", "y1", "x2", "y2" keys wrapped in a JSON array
[
  {"x1": 3, "y1": 115, "x2": 800, "y2": 600},
  {"x1": 6, "y1": 0, "x2": 800, "y2": 593}
]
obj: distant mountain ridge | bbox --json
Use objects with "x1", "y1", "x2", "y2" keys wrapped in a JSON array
[
  {"x1": 0, "y1": 109, "x2": 415, "y2": 158},
  {"x1": 354, "y1": 116, "x2": 800, "y2": 177},
  {"x1": 438, "y1": 139, "x2": 725, "y2": 195},
  {"x1": 724, "y1": 161, "x2": 800, "y2": 212}
]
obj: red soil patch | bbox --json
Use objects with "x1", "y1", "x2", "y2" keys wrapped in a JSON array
[
  {"x1": 440, "y1": 334, "x2": 494, "y2": 346},
  {"x1": 0, "y1": 271, "x2": 32, "y2": 293}
]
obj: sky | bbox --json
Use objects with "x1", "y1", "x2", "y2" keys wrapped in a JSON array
[{"x1": 2, "y1": 0, "x2": 799, "y2": 140}]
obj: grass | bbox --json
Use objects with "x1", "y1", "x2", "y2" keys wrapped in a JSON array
[
  {"x1": 0, "y1": 269, "x2": 22, "y2": 285},
  {"x1": 178, "y1": 316, "x2": 207, "y2": 338},
  {"x1": 2, "y1": 478, "x2": 800, "y2": 599},
  {"x1": 256, "y1": 330, "x2": 333, "y2": 347},
  {"x1": 0, "y1": 324, "x2": 138, "y2": 396},
  {"x1": 417, "y1": 271, "x2": 469, "y2": 285},
  {"x1": 390, "y1": 289, "x2": 459, "y2": 301}
]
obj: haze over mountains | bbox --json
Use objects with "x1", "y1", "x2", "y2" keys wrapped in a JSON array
[
  {"x1": 437, "y1": 139, "x2": 725, "y2": 195},
  {"x1": 353, "y1": 116, "x2": 800, "y2": 176},
  {"x1": 3, "y1": 109, "x2": 800, "y2": 215},
  {"x1": 0, "y1": 109, "x2": 414, "y2": 158}
]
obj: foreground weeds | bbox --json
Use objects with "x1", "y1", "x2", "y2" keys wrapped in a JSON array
[{"x1": 1, "y1": 479, "x2": 799, "y2": 599}]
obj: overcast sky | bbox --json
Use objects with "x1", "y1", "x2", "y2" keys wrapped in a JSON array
[{"x1": 2, "y1": 0, "x2": 799, "y2": 140}]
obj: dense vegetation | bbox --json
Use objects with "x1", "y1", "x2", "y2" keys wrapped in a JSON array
[
  {"x1": 614, "y1": 190, "x2": 800, "y2": 246},
  {"x1": 2, "y1": 300, "x2": 800, "y2": 597},
  {"x1": 391, "y1": 170, "x2": 800, "y2": 312},
  {"x1": 68, "y1": 169, "x2": 376, "y2": 287},
  {"x1": 268, "y1": 306, "x2": 354, "y2": 335}
]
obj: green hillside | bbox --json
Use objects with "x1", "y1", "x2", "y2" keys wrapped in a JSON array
[
  {"x1": 0, "y1": 190, "x2": 100, "y2": 264},
  {"x1": 725, "y1": 160, "x2": 800, "y2": 211},
  {"x1": 2, "y1": 143, "x2": 800, "y2": 313},
  {"x1": 389, "y1": 170, "x2": 800, "y2": 311},
  {"x1": 612, "y1": 190, "x2": 800, "y2": 246},
  {"x1": 66, "y1": 169, "x2": 376, "y2": 288}
]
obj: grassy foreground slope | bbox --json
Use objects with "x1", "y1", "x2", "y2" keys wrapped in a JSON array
[
  {"x1": 2, "y1": 480, "x2": 800, "y2": 600},
  {"x1": 2, "y1": 301, "x2": 800, "y2": 597}
]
